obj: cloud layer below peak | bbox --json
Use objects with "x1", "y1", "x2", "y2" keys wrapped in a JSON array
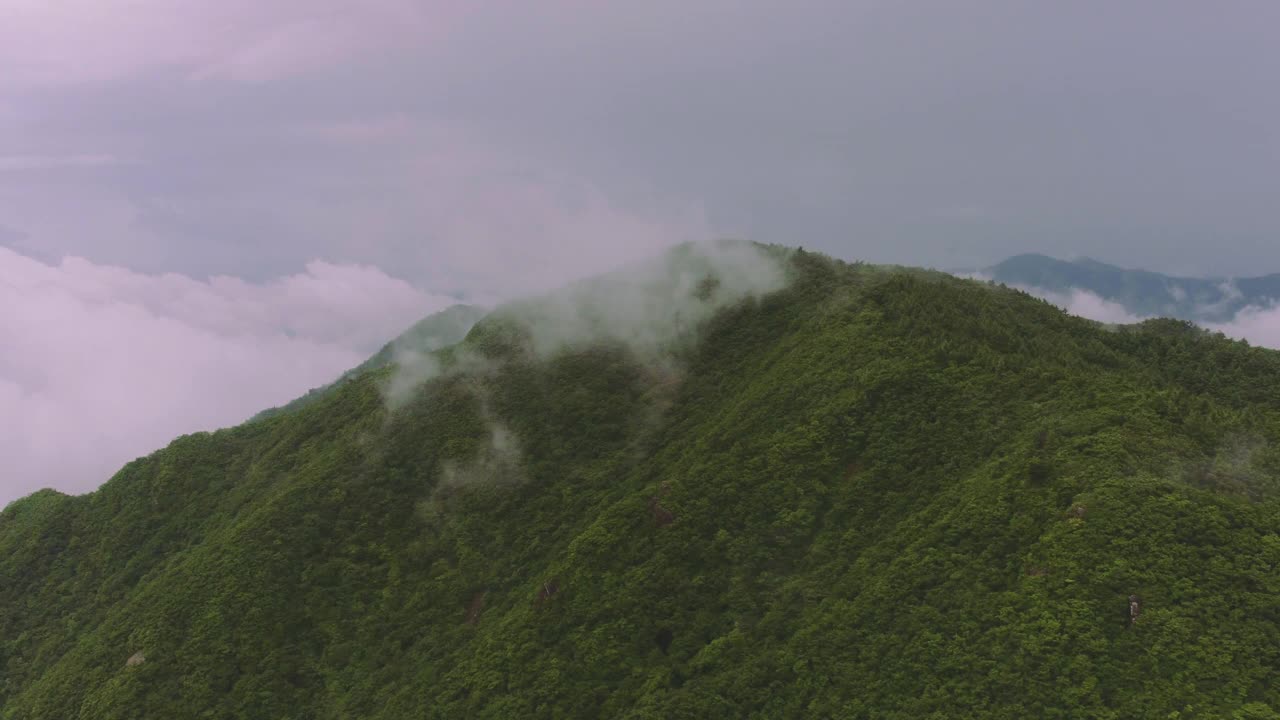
[
  {"x1": 0, "y1": 247, "x2": 455, "y2": 504},
  {"x1": 969, "y1": 275, "x2": 1280, "y2": 350}
]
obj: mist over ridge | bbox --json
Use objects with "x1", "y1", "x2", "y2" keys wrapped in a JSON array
[
  {"x1": 967, "y1": 252, "x2": 1280, "y2": 349},
  {"x1": 3, "y1": 2, "x2": 1280, "y2": 715}
]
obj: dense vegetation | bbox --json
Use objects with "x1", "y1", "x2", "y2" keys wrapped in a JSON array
[
  {"x1": 984, "y1": 252, "x2": 1280, "y2": 322},
  {"x1": 250, "y1": 303, "x2": 487, "y2": 422},
  {"x1": 3, "y1": 245, "x2": 1280, "y2": 718}
]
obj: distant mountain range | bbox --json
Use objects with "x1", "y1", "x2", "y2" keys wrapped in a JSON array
[{"x1": 976, "y1": 253, "x2": 1280, "y2": 322}]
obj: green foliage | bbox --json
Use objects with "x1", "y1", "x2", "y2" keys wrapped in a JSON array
[
  {"x1": 250, "y1": 303, "x2": 486, "y2": 422},
  {"x1": 3, "y1": 247, "x2": 1280, "y2": 718}
]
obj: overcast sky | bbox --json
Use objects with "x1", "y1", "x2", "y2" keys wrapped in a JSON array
[{"x1": 3, "y1": 1, "x2": 1279, "y2": 502}]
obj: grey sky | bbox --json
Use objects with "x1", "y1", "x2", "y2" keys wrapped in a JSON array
[
  {"x1": 3, "y1": 0, "x2": 1280, "y2": 503},
  {"x1": 2, "y1": 0, "x2": 1277, "y2": 286}
]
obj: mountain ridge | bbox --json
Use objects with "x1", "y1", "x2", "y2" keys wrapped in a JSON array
[
  {"x1": 978, "y1": 253, "x2": 1280, "y2": 322},
  {"x1": 248, "y1": 303, "x2": 489, "y2": 423},
  {"x1": 3, "y1": 243, "x2": 1279, "y2": 718}
]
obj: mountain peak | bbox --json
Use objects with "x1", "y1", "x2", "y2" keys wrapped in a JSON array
[{"x1": 4, "y1": 247, "x2": 1280, "y2": 717}]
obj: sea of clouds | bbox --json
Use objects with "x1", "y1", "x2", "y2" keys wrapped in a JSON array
[{"x1": 0, "y1": 246, "x2": 457, "y2": 503}]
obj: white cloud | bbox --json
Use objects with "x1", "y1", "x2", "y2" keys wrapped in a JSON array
[
  {"x1": 960, "y1": 273, "x2": 1149, "y2": 327},
  {"x1": 967, "y1": 274, "x2": 1280, "y2": 349},
  {"x1": 0, "y1": 246, "x2": 455, "y2": 504},
  {"x1": 1208, "y1": 304, "x2": 1280, "y2": 349},
  {"x1": 1198, "y1": 279, "x2": 1245, "y2": 320},
  {"x1": 1050, "y1": 288, "x2": 1148, "y2": 326}
]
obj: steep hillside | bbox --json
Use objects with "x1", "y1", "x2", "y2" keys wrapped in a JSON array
[
  {"x1": 3, "y1": 243, "x2": 1280, "y2": 719},
  {"x1": 250, "y1": 303, "x2": 488, "y2": 422},
  {"x1": 981, "y1": 253, "x2": 1280, "y2": 322}
]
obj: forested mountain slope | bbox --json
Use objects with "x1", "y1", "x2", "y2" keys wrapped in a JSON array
[
  {"x1": 3, "y1": 243, "x2": 1280, "y2": 719},
  {"x1": 250, "y1": 303, "x2": 488, "y2": 422}
]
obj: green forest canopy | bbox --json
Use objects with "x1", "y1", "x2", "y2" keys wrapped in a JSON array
[{"x1": 2, "y1": 244, "x2": 1279, "y2": 719}]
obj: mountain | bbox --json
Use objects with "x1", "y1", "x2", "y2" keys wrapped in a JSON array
[
  {"x1": 980, "y1": 253, "x2": 1280, "y2": 322},
  {"x1": 250, "y1": 303, "x2": 489, "y2": 422},
  {"x1": 4, "y1": 242, "x2": 1280, "y2": 718}
]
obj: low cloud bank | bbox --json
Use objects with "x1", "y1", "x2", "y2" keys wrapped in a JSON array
[
  {"x1": 0, "y1": 246, "x2": 456, "y2": 505},
  {"x1": 965, "y1": 272, "x2": 1280, "y2": 349},
  {"x1": 1210, "y1": 304, "x2": 1280, "y2": 349},
  {"x1": 1021, "y1": 286, "x2": 1149, "y2": 326}
]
